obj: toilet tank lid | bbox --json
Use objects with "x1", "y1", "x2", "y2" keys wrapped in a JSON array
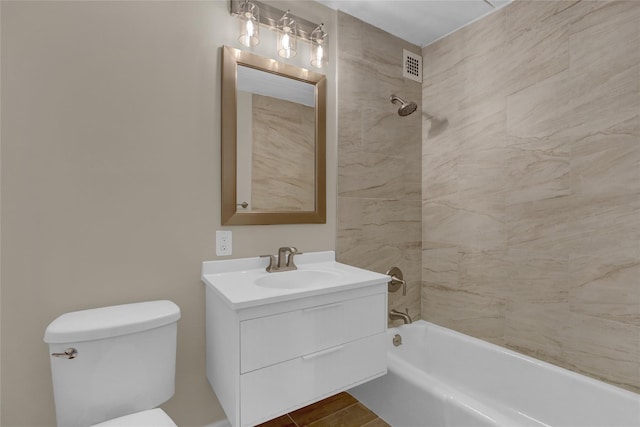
[{"x1": 44, "y1": 300, "x2": 181, "y2": 344}]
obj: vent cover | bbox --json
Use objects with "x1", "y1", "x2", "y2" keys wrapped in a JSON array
[{"x1": 403, "y1": 49, "x2": 422, "y2": 83}]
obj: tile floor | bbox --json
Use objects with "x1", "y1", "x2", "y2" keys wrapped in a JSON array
[{"x1": 256, "y1": 392, "x2": 389, "y2": 427}]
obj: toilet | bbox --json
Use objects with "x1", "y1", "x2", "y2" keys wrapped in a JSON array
[{"x1": 44, "y1": 300, "x2": 181, "y2": 427}]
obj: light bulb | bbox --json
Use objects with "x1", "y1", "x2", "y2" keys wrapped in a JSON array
[
  {"x1": 310, "y1": 23, "x2": 328, "y2": 68},
  {"x1": 246, "y1": 19, "x2": 254, "y2": 37},
  {"x1": 237, "y1": 1, "x2": 259, "y2": 47},
  {"x1": 277, "y1": 11, "x2": 297, "y2": 59}
]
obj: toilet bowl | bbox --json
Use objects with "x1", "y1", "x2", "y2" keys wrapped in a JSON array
[{"x1": 44, "y1": 300, "x2": 181, "y2": 427}]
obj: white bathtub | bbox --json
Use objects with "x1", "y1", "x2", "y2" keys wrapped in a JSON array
[{"x1": 349, "y1": 320, "x2": 640, "y2": 427}]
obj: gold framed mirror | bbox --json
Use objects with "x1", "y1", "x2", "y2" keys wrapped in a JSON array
[{"x1": 221, "y1": 46, "x2": 326, "y2": 225}]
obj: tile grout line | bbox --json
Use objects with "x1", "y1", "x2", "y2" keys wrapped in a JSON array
[
  {"x1": 286, "y1": 414, "x2": 300, "y2": 427},
  {"x1": 303, "y1": 402, "x2": 359, "y2": 427}
]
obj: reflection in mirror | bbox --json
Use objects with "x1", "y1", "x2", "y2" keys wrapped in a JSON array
[
  {"x1": 236, "y1": 66, "x2": 315, "y2": 212},
  {"x1": 221, "y1": 46, "x2": 326, "y2": 225}
]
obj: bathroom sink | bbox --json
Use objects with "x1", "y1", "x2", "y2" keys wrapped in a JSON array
[
  {"x1": 201, "y1": 251, "x2": 390, "y2": 309},
  {"x1": 255, "y1": 270, "x2": 341, "y2": 290}
]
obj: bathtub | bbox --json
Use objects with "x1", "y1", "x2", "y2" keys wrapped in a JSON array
[{"x1": 349, "y1": 320, "x2": 640, "y2": 427}]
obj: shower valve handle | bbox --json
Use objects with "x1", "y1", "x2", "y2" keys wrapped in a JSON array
[{"x1": 386, "y1": 266, "x2": 406, "y2": 296}]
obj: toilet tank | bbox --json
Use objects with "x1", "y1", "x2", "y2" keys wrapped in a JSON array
[{"x1": 44, "y1": 300, "x2": 181, "y2": 427}]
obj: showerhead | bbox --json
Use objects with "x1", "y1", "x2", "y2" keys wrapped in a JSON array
[{"x1": 390, "y1": 95, "x2": 418, "y2": 117}]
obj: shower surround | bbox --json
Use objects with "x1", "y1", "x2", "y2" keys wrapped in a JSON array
[
  {"x1": 336, "y1": 12, "x2": 423, "y2": 325},
  {"x1": 421, "y1": 1, "x2": 639, "y2": 393}
]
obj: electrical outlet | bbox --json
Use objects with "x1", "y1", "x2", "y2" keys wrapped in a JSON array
[{"x1": 216, "y1": 230, "x2": 232, "y2": 256}]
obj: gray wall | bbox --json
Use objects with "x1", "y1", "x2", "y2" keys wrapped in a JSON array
[
  {"x1": 422, "y1": 0, "x2": 640, "y2": 393},
  {"x1": 0, "y1": 1, "x2": 337, "y2": 425}
]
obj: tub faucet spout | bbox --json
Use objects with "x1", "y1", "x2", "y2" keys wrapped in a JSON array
[{"x1": 389, "y1": 308, "x2": 412, "y2": 324}]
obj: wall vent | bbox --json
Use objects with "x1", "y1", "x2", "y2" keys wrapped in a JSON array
[{"x1": 403, "y1": 49, "x2": 422, "y2": 83}]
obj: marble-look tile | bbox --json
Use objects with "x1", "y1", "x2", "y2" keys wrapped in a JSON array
[
  {"x1": 505, "y1": 302, "x2": 568, "y2": 363},
  {"x1": 460, "y1": 7, "x2": 507, "y2": 62},
  {"x1": 506, "y1": 137, "x2": 571, "y2": 205},
  {"x1": 338, "y1": 150, "x2": 420, "y2": 199},
  {"x1": 569, "y1": 253, "x2": 640, "y2": 325},
  {"x1": 362, "y1": 35, "x2": 421, "y2": 92},
  {"x1": 570, "y1": 117, "x2": 640, "y2": 197},
  {"x1": 361, "y1": 104, "x2": 422, "y2": 159},
  {"x1": 568, "y1": 2, "x2": 639, "y2": 72},
  {"x1": 506, "y1": 249, "x2": 569, "y2": 304},
  {"x1": 337, "y1": 106, "x2": 362, "y2": 154},
  {"x1": 459, "y1": 12, "x2": 510, "y2": 103},
  {"x1": 505, "y1": 0, "x2": 581, "y2": 36},
  {"x1": 422, "y1": 282, "x2": 506, "y2": 346},
  {"x1": 338, "y1": 54, "x2": 397, "y2": 106},
  {"x1": 348, "y1": 198, "x2": 421, "y2": 244},
  {"x1": 421, "y1": 0, "x2": 640, "y2": 393},
  {"x1": 422, "y1": 247, "x2": 459, "y2": 288},
  {"x1": 422, "y1": 26, "x2": 466, "y2": 79},
  {"x1": 444, "y1": 88, "x2": 506, "y2": 152},
  {"x1": 251, "y1": 95, "x2": 315, "y2": 211},
  {"x1": 421, "y1": 111, "x2": 460, "y2": 159},
  {"x1": 458, "y1": 250, "x2": 511, "y2": 298},
  {"x1": 564, "y1": 63, "x2": 639, "y2": 139},
  {"x1": 338, "y1": 237, "x2": 421, "y2": 328},
  {"x1": 337, "y1": 195, "x2": 422, "y2": 324},
  {"x1": 564, "y1": 194, "x2": 640, "y2": 258},
  {"x1": 422, "y1": 151, "x2": 457, "y2": 201},
  {"x1": 337, "y1": 196, "x2": 420, "y2": 253},
  {"x1": 569, "y1": 0, "x2": 640, "y2": 37},
  {"x1": 506, "y1": 195, "x2": 574, "y2": 255},
  {"x1": 422, "y1": 67, "x2": 464, "y2": 115},
  {"x1": 337, "y1": 9, "x2": 422, "y2": 326},
  {"x1": 504, "y1": 1, "x2": 571, "y2": 94},
  {"x1": 337, "y1": 238, "x2": 402, "y2": 274},
  {"x1": 337, "y1": 12, "x2": 365, "y2": 61},
  {"x1": 423, "y1": 193, "x2": 506, "y2": 252},
  {"x1": 563, "y1": 313, "x2": 640, "y2": 392},
  {"x1": 457, "y1": 147, "x2": 508, "y2": 196},
  {"x1": 565, "y1": 3, "x2": 639, "y2": 137},
  {"x1": 506, "y1": 70, "x2": 571, "y2": 140}
]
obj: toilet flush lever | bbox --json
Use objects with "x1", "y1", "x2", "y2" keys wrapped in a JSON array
[{"x1": 51, "y1": 348, "x2": 78, "y2": 359}]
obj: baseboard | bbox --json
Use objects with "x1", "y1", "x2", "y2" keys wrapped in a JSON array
[{"x1": 203, "y1": 419, "x2": 231, "y2": 427}]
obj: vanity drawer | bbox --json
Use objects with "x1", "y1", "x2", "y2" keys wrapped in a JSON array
[
  {"x1": 240, "y1": 332, "x2": 386, "y2": 427},
  {"x1": 240, "y1": 293, "x2": 385, "y2": 373}
]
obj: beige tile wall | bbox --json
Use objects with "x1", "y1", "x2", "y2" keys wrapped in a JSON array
[
  {"x1": 422, "y1": 0, "x2": 640, "y2": 392},
  {"x1": 336, "y1": 12, "x2": 423, "y2": 325},
  {"x1": 251, "y1": 94, "x2": 315, "y2": 211}
]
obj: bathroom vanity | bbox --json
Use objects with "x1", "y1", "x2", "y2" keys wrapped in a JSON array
[{"x1": 202, "y1": 251, "x2": 388, "y2": 427}]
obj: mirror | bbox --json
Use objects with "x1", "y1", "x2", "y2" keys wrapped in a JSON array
[{"x1": 221, "y1": 46, "x2": 326, "y2": 225}]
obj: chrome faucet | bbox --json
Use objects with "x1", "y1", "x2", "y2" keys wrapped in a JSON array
[
  {"x1": 261, "y1": 247, "x2": 302, "y2": 272},
  {"x1": 389, "y1": 308, "x2": 413, "y2": 324}
]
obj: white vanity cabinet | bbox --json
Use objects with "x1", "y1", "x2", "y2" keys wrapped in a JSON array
[{"x1": 202, "y1": 251, "x2": 388, "y2": 427}]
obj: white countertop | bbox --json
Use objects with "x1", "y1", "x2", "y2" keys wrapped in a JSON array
[{"x1": 201, "y1": 251, "x2": 389, "y2": 309}]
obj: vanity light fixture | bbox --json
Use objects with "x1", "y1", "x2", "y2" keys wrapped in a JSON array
[
  {"x1": 230, "y1": 0, "x2": 328, "y2": 68},
  {"x1": 277, "y1": 10, "x2": 297, "y2": 59},
  {"x1": 237, "y1": 0, "x2": 260, "y2": 47},
  {"x1": 310, "y1": 23, "x2": 328, "y2": 69}
]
